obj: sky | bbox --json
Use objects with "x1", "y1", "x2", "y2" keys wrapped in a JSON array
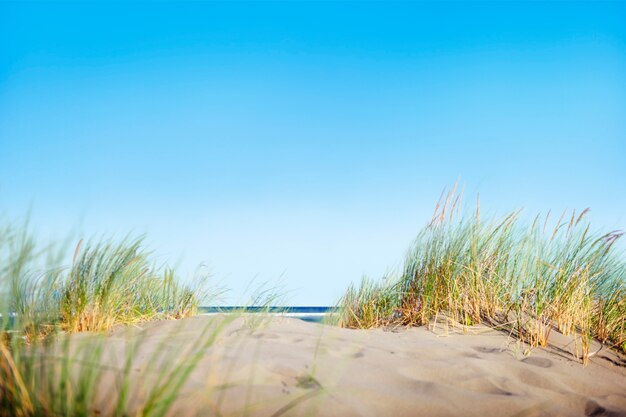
[{"x1": 1, "y1": 1, "x2": 625, "y2": 305}]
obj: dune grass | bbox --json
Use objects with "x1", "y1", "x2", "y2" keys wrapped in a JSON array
[
  {"x1": 1, "y1": 228, "x2": 203, "y2": 337},
  {"x1": 0, "y1": 313, "x2": 236, "y2": 417},
  {"x1": 0, "y1": 219, "x2": 214, "y2": 416},
  {"x1": 3, "y1": 186, "x2": 625, "y2": 414},
  {"x1": 0, "y1": 217, "x2": 290, "y2": 416},
  {"x1": 339, "y1": 187, "x2": 626, "y2": 363},
  {"x1": 59, "y1": 238, "x2": 200, "y2": 333}
]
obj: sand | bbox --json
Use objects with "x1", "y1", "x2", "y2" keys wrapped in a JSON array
[{"x1": 62, "y1": 315, "x2": 626, "y2": 417}]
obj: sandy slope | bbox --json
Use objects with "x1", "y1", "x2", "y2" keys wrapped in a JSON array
[{"x1": 71, "y1": 315, "x2": 626, "y2": 417}]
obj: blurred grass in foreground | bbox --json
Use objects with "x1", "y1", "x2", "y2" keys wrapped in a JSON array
[{"x1": 0, "y1": 219, "x2": 215, "y2": 415}]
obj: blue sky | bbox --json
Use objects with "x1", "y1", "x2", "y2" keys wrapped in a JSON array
[{"x1": 1, "y1": 2, "x2": 625, "y2": 304}]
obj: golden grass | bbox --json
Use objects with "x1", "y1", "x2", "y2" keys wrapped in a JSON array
[{"x1": 339, "y1": 186, "x2": 626, "y2": 363}]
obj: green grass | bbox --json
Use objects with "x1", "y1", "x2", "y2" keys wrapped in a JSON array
[
  {"x1": 59, "y1": 238, "x2": 201, "y2": 333},
  {"x1": 3, "y1": 186, "x2": 625, "y2": 415},
  {"x1": 1, "y1": 228, "x2": 203, "y2": 336},
  {"x1": 0, "y1": 217, "x2": 291, "y2": 416},
  {"x1": 0, "y1": 313, "x2": 235, "y2": 417},
  {"x1": 339, "y1": 277, "x2": 397, "y2": 329},
  {"x1": 339, "y1": 187, "x2": 626, "y2": 363},
  {"x1": 0, "y1": 219, "x2": 215, "y2": 415}
]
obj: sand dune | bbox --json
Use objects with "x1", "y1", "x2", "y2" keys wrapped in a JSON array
[{"x1": 69, "y1": 315, "x2": 626, "y2": 417}]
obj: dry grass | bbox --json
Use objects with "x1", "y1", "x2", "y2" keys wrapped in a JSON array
[{"x1": 339, "y1": 186, "x2": 626, "y2": 363}]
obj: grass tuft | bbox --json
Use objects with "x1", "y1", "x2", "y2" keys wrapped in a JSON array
[{"x1": 339, "y1": 187, "x2": 626, "y2": 363}]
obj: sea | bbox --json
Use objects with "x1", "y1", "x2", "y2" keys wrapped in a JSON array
[
  {"x1": 0, "y1": 307, "x2": 338, "y2": 328},
  {"x1": 198, "y1": 306, "x2": 337, "y2": 323}
]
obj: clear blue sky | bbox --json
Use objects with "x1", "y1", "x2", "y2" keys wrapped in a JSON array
[{"x1": 1, "y1": 1, "x2": 625, "y2": 305}]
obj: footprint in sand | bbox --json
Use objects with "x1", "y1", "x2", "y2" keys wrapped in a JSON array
[
  {"x1": 252, "y1": 332, "x2": 280, "y2": 340},
  {"x1": 319, "y1": 343, "x2": 365, "y2": 359},
  {"x1": 473, "y1": 346, "x2": 501, "y2": 354},
  {"x1": 584, "y1": 400, "x2": 607, "y2": 417},
  {"x1": 521, "y1": 356, "x2": 553, "y2": 369}
]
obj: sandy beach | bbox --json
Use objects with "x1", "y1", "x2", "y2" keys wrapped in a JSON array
[
  {"x1": 4, "y1": 1, "x2": 626, "y2": 416},
  {"x1": 54, "y1": 315, "x2": 626, "y2": 417}
]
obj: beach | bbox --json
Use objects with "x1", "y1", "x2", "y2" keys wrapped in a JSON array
[
  {"x1": 56, "y1": 315, "x2": 626, "y2": 417},
  {"x1": 3, "y1": 2, "x2": 626, "y2": 416}
]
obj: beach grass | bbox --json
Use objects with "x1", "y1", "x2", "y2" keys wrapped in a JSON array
[
  {"x1": 0, "y1": 313, "x2": 236, "y2": 416},
  {"x1": 2, "y1": 234, "x2": 202, "y2": 337},
  {"x1": 339, "y1": 186, "x2": 626, "y2": 362},
  {"x1": 0, "y1": 220, "x2": 215, "y2": 416},
  {"x1": 0, "y1": 218, "x2": 294, "y2": 416},
  {"x1": 2, "y1": 186, "x2": 625, "y2": 415}
]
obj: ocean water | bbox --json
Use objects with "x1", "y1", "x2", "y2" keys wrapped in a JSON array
[
  {"x1": 198, "y1": 306, "x2": 337, "y2": 323},
  {"x1": 0, "y1": 307, "x2": 338, "y2": 328}
]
